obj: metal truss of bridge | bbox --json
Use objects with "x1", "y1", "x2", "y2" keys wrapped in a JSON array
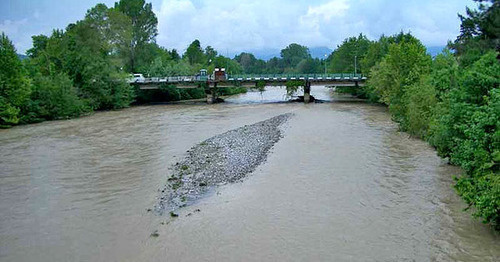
[{"x1": 130, "y1": 72, "x2": 367, "y2": 103}]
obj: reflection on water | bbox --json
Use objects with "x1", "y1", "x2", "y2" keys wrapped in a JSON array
[
  {"x1": 225, "y1": 85, "x2": 354, "y2": 103},
  {"x1": 0, "y1": 87, "x2": 498, "y2": 261}
]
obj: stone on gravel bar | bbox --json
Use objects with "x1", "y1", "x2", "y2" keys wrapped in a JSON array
[{"x1": 155, "y1": 113, "x2": 293, "y2": 214}]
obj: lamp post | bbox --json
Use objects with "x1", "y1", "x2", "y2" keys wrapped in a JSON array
[
  {"x1": 324, "y1": 54, "x2": 327, "y2": 75},
  {"x1": 354, "y1": 55, "x2": 357, "y2": 75}
]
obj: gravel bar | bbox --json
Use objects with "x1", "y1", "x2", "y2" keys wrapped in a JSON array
[{"x1": 155, "y1": 113, "x2": 293, "y2": 214}]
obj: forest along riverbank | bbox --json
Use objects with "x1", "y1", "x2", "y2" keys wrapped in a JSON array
[{"x1": 155, "y1": 113, "x2": 292, "y2": 213}]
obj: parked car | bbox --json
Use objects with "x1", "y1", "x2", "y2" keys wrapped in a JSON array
[{"x1": 130, "y1": 73, "x2": 145, "y2": 83}]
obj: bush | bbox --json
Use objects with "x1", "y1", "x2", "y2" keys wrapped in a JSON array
[
  {"x1": 403, "y1": 77, "x2": 437, "y2": 137},
  {"x1": 428, "y1": 52, "x2": 499, "y2": 228},
  {"x1": 0, "y1": 33, "x2": 31, "y2": 127},
  {"x1": 21, "y1": 73, "x2": 85, "y2": 122}
]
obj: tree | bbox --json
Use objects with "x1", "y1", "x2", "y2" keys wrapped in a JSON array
[
  {"x1": 0, "y1": 33, "x2": 31, "y2": 126},
  {"x1": 169, "y1": 49, "x2": 180, "y2": 61},
  {"x1": 280, "y1": 43, "x2": 311, "y2": 70},
  {"x1": 361, "y1": 32, "x2": 423, "y2": 75},
  {"x1": 368, "y1": 36, "x2": 432, "y2": 129},
  {"x1": 134, "y1": 42, "x2": 171, "y2": 73},
  {"x1": 208, "y1": 55, "x2": 242, "y2": 75},
  {"x1": 115, "y1": 0, "x2": 158, "y2": 72},
  {"x1": 265, "y1": 57, "x2": 283, "y2": 74},
  {"x1": 85, "y1": 4, "x2": 133, "y2": 70},
  {"x1": 360, "y1": 36, "x2": 390, "y2": 74},
  {"x1": 22, "y1": 73, "x2": 83, "y2": 122},
  {"x1": 296, "y1": 58, "x2": 321, "y2": 74},
  {"x1": 428, "y1": 52, "x2": 499, "y2": 228},
  {"x1": 329, "y1": 33, "x2": 371, "y2": 73},
  {"x1": 184, "y1": 39, "x2": 205, "y2": 65},
  {"x1": 204, "y1": 46, "x2": 217, "y2": 64},
  {"x1": 450, "y1": 0, "x2": 499, "y2": 66},
  {"x1": 26, "y1": 35, "x2": 49, "y2": 58},
  {"x1": 234, "y1": 52, "x2": 266, "y2": 74},
  {"x1": 429, "y1": 50, "x2": 459, "y2": 100}
]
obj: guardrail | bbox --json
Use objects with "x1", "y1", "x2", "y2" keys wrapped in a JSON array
[
  {"x1": 128, "y1": 73, "x2": 367, "y2": 84},
  {"x1": 226, "y1": 73, "x2": 366, "y2": 81}
]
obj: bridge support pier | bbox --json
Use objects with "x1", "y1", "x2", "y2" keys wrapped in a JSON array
[
  {"x1": 206, "y1": 82, "x2": 217, "y2": 104},
  {"x1": 304, "y1": 80, "x2": 311, "y2": 103}
]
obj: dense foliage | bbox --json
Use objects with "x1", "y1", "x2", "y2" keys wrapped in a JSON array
[
  {"x1": 328, "y1": 34, "x2": 371, "y2": 74},
  {"x1": 0, "y1": 33, "x2": 31, "y2": 127},
  {"x1": 0, "y1": 0, "x2": 249, "y2": 127},
  {"x1": 335, "y1": 0, "x2": 499, "y2": 228}
]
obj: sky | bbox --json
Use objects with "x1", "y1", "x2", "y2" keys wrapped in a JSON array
[{"x1": 1, "y1": 0, "x2": 476, "y2": 55}]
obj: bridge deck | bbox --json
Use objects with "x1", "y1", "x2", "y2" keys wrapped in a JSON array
[{"x1": 130, "y1": 73, "x2": 366, "y2": 90}]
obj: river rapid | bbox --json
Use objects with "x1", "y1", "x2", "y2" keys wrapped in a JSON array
[{"x1": 0, "y1": 86, "x2": 498, "y2": 261}]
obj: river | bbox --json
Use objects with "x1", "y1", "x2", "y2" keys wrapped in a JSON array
[{"x1": 0, "y1": 86, "x2": 498, "y2": 261}]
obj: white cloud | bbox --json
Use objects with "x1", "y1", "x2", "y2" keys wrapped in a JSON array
[
  {"x1": 155, "y1": 0, "x2": 473, "y2": 54},
  {"x1": 1, "y1": 0, "x2": 475, "y2": 54},
  {"x1": 303, "y1": 0, "x2": 349, "y2": 22},
  {"x1": 0, "y1": 18, "x2": 30, "y2": 52},
  {"x1": 156, "y1": 0, "x2": 305, "y2": 54},
  {"x1": 0, "y1": 18, "x2": 28, "y2": 35}
]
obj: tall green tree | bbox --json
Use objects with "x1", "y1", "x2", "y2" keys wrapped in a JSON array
[
  {"x1": 85, "y1": 4, "x2": 133, "y2": 70},
  {"x1": 0, "y1": 33, "x2": 31, "y2": 126},
  {"x1": 169, "y1": 49, "x2": 180, "y2": 61},
  {"x1": 22, "y1": 73, "x2": 84, "y2": 122},
  {"x1": 296, "y1": 58, "x2": 321, "y2": 74},
  {"x1": 234, "y1": 52, "x2": 266, "y2": 74},
  {"x1": 429, "y1": 52, "x2": 499, "y2": 228},
  {"x1": 204, "y1": 46, "x2": 217, "y2": 64},
  {"x1": 26, "y1": 35, "x2": 49, "y2": 58},
  {"x1": 265, "y1": 57, "x2": 284, "y2": 74},
  {"x1": 184, "y1": 39, "x2": 205, "y2": 65},
  {"x1": 329, "y1": 33, "x2": 371, "y2": 73},
  {"x1": 115, "y1": 0, "x2": 158, "y2": 72},
  {"x1": 368, "y1": 36, "x2": 432, "y2": 129},
  {"x1": 450, "y1": 0, "x2": 499, "y2": 67},
  {"x1": 280, "y1": 43, "x2": 311, "y2": 70},
  {"x1": 361, "y1": 32, "x2": 424, "y2": 75}
]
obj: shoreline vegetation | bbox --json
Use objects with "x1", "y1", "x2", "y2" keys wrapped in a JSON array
[{"x1": 1, "y1": 0, "x2": 498, "y2": 228}]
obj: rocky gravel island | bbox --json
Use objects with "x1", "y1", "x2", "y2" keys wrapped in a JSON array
[{"x1": 155, "y1": 113, "x2": 293, "y2": 213}]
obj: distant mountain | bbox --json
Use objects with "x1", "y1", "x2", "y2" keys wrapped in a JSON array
[
  {"x1": 426, "y1": 46, "x2": 447, "y2": 57},
  {"x1": 246, "y1": 48, "x2": 281, "y2": 61},
  {"x1": 17, "y1": 53, "x2": 27, "y2": 60},
  {"x1": 233, "y1": 45, "x2": 443, "y2": 61},
  {"x1": 309, "y1": 46, "x2": 333, "y2": 59},
  {"x1": 236, "y1": 46, "x2": 333, "y2": 61}
]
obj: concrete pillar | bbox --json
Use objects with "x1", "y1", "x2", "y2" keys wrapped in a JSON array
[
  {"x1": 206, "y1": 82, "x2": 217, "y2": 104},
  {"x1": 206, "y1": 92, "x2": 214, "y2": 104},
  {"x1": 304, "y1": 80, "x2": 311, "y2": 103}
]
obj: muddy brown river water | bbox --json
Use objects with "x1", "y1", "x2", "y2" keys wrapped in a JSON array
[{"x1": 0, "y1": 87, "x2": 498, "y2": 261}]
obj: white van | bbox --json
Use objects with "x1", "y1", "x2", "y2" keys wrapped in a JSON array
[{"x1": 131, "y1": 73, "x2": 145, "y2": 83}]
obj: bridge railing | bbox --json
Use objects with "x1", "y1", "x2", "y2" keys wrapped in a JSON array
[
  {"x1": 129, "y1": 75, "x2": 210, "y2": 84},
  {"x1": 226, "y1": 73, "x2": 365, "y2": 81},
  {"x1": 129, "y1": 73, "x2": 367, "y2": 84}
]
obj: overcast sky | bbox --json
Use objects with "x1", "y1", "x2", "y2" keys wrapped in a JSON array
[{"x1": 1, "y1": 0, "x2": 475, "y2": 55}]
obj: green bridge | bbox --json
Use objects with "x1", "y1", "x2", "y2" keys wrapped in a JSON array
[{"x1": 130, "y1": 71, "x2": 367, "y2": 103}]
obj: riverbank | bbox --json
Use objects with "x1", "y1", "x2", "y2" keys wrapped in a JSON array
[
  {"x1": 155, "y1": 113, "x2": 292, "y2": 213},
  {"x1": 0, "y1": 86, "x2": 248, "y2": 129}
]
